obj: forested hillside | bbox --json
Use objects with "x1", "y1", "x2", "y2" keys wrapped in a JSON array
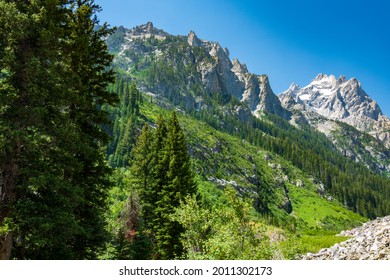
[
  {"x1": 106, "y1": 25, "x2": 390, "y2": 219},
  {"x1": 101, "y1": 24, "x2": 390, "y2": 259}
]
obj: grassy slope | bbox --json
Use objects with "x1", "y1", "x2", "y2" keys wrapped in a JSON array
[{"x1": 137, "y1": 97, "x2": 366, "y2": 258}]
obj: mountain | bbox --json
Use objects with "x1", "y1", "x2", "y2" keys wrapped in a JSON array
[
  {"x1": 279, "y1": 74, "x2": 390, "y2": 174},
  {"x1": 106, "y1": 21, "x2": 390, "y2": 214},
  {"x1": 103, "y1": 22, "x2": 390, "y2": 259},
  {"x1": 279, "y1": 74, "x2": 390, "y2": 146},
  {"x1": 110, "y1": 22, "x2": 290, "y2": 119}
]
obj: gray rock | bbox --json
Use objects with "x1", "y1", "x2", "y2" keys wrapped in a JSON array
[
  {"x1": 302, "y1": 216, "x2": 390, "y2": 260},
  {"x1": 279, "y1": 74, "x2": 390, "y2": 148}
]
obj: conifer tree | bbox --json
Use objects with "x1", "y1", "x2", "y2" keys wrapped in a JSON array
[
  {"x1": 154, "y1": 112, "x2": 196, "y2": 259},
  {"x1": 128, "y1": 112, "x2": 196, "y2": 259},
  {"x1": 129, "y1": 124, "x2": 154, "y2": 230},
  {"x1": 151, "y1": 115, "x2": 169, "y2": 210},
  {"x1": 124, "y1": 79, "x2": 130, "y2": 109},
  {"x1": 0, "y1": 0, "x2": 116, "y2": 259},
  {"x1": 114, "y1": 116, "x2": 136, "y2": 167}
]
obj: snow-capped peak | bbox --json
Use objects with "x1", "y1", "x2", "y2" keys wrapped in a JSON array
[
  {"x1": 278, "y1": 74, "x2": 389, "y2": 146},
  {"x1": 279, "y1": 83, "x2": 300, "y2": 97},
  {"x1": 288, "y1": 83, "x2": 301, "y2": 95},
  {"x1": 310, "y1": 73, "x2": 337, "y2": 88}
]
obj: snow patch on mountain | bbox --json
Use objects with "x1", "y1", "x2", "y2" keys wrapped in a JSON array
[{"x1": 279, "y1": 74, "x2": 390, "y2": 147}]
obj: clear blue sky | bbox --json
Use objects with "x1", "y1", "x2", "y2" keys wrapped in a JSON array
[{"x1": 95, "y1": 0, "x2": 390, "y2": 116}]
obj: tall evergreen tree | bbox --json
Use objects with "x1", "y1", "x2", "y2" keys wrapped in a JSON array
[
  {"x1": 0, "y1": 0, "x2": 116, "y2": 259},
  {"x1": 129, "y1": 81, "x2": 140, "y2": 116},
  {"x1": 114, "y1": 116, "x2": 137, "y2": 167},
  {"x1": 154, "y1": 112, "x2": 196, "y2": 259},
  {"x1": 151, "y1": 114, "x2": 169, "y2": 215},
  {"x1": 127, "y1": 112, "x2": 196, "y2": 259},
  {"x1": 129, "y1": 124, "x2": 154, "y2": 232}
]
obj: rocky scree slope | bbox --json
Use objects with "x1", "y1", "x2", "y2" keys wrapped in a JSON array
[{"x1": 302, "y1": 216, "x2": 390, "y2": 260}]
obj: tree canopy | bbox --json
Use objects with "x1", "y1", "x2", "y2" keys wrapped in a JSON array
[{"x1": 0, "y1": 0, "x2": 116, "y2": 259}]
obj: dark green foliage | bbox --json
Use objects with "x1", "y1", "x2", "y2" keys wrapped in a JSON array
[
  {"x1": 126, "y1": 112, "x2": 196, "y2": 259},
  {"x1": 129, "y1": 124, "x2": 154, "y2": 231},
  {"x1": 106, "y1": 78, "x2": 142, "y2": 167},
  {"x1": 153, "y1": 112, "x2": 196, "y2": 259},
  {"x1": 0, "y1": 0, "x2": 116, "y2": 259},
  {"x1": 254, "y1": 169, "x2": 276, "y2": 215}
]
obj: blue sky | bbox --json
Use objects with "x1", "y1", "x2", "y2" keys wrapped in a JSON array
[{"x1": 95, "y1": 0, "x2": 390, "y2": 116}]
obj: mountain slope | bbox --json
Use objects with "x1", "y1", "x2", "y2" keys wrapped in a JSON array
[
  {"x1": 122, "y1": 92, "x2": 367, "y2": 238},
  {"x1": 279, "y1": 74, "x2": 390, "y2": 146},
  {"x1": 102, "y1": 23, "x2": 390, "y2": 259},
  {"x1": 110, "y1": 22, "x2": 290, "y2": 119},
  {"x1": 105, "y1": 22, "x2": 390, "y2": 222},
  {"x1": 279, "y1": 74, "x2": 390, "y2": 174}
]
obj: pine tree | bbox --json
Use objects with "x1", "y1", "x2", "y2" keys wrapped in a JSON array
[
  {"x1": 126, "y1": 80, "x2": 140, "y2": 116},
  {"x1": 129, "y1": 124, "x2": 154, "y2": 232},
  {"x1": 151, "y1": 115, "x2": 169, "y2": 211},
  {"x1": 124, "y1": 79, "x2": 130, "y2": 110},
  {"x1": 0, "y1": 0, "x2": 116, "y2": 259},
  {"x1": 154, "y1": 112, "x2": 196, "y2": 259},
  {"x1": 114, "y1": 116, "x2": 137, "y2": 167},
  {"x1": 127, "y1": 112, "x2": 196, "y2": 259}
]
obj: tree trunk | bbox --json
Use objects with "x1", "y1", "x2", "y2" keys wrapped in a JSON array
[
  {"x1": 0, "y1": 40, "x2": 29, "y2": 260},
  {"x1": 0, "y1": 150, "x2": 19, "y2": 260},
  {"x1": 0, "y1": 37, "x2": 30, "y2": 260},
  {"x1": 0, "y1": 231, "x2": 13, "y2": 260}
]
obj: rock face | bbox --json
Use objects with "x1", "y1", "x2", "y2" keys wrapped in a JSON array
[
  {"x1": 187, "y1": 31, "x2": 203, "y2": 47},
  {"x1": 129, "y1": 21, "x2": 168, "y2": 40},
  {"x1": 302, "y1": 216, "x2": 390, "y2": 260},
  {"x1": 279, "y1": 74, "x2": 390, "y2": 174},
  {"x1": 231, "y1": 60, "x2": 290, "y2": 118},
  {"x1": 279, "y1": 74, "x2": 390, "y2": 147},
  {"x1": 111, "y1": 22, "x2": 289, "y2": 120},
  {"x1": 109, "y1": 24, "x2": 389, "y2": 174}
]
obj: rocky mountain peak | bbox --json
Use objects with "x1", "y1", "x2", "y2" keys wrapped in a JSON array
[
  {"x1": 231, "y1": 59, "x2": 248, "y2": 78},
  {"x1": 145, "y1": 21, "x2": 154, "y2": 32},
  {"x1": 279, "y1": 74, "x2": 390, "y2": 147},
  {"x1": 129, "y1": 22, "x2": 168, "y2": 40},
  {"x1": 209, "y1": 43, "x2": 230, "y2": 60},
  {"x1": 313, "y1": 73, "x2": 328, "y2": 81},
  {"x1": 187, "y1": 31, "x2": 203, "y2": 47},
  {"x1": 252, "y1": 75, "x2": 291, "y2": 119},
  {"x1": 111, "y1": 22, "x2": 295, "y2": 122},
  {"x1": 337, "y1": 75, "x2": 346, "y2": 84},
  {"x1": 283, "y1": 83, "x2": 301, "y2": 96}
]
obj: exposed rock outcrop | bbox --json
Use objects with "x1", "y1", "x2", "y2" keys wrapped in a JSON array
[
  {"x1": 279, "y1": 74, "x2": 390, "y2": 174},
  {"x1": 113, "y1": 22, "x2": 290, "y2": 121},
  {"x1": 279, "y1": 74, "x2": 390, "y2": 147},
  {"x1": 187, "y1": 31, "x2": 203, "y2": 47}
]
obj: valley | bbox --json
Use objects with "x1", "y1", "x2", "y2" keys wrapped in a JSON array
[{"x1": 1, "y1": 2, "x2": 388, "y2": 259}]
